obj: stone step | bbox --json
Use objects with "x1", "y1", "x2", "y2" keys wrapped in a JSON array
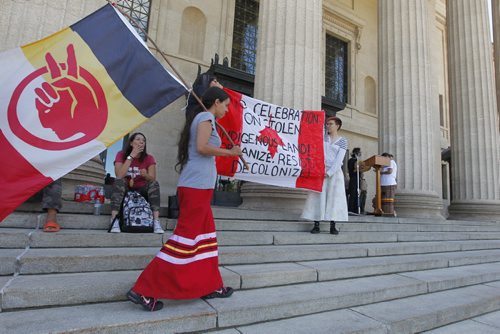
[
  {"x1": 0, "y1": 229, "x2": 30, "y2": 249},
  {"x1": 227, "y1": 283, "x2": 500, "y2": 334},
  {"x1": 10, "y1": 241, "x2": 500, "y2": 275},
  {"x1": 9, "y1": 262, "x2": 500, "y2": 324},
  {"x1": 200, "y1": 275, "x2": 418, "y2": 328},
  {"x1": 2, "y1": 208, "x2": 499, "y2": 333},
  {"x1": 224, "y1": 262, "x2": 318, "y2": 289},
  {"x1": 0, "y1": 249, "x2": 23, "y2": 275},
  {"x1": 1, "y1": 271, "x2": 141, "y2": 310},
  {"x1": 396, "y1": 231, "x2": 500, "y2": 242},
  {"x1": 296, "y1": 250, "x2": 500, "y2": 283},
  {"x1": 0, "y1": 279, "x2": 500, "y2": 334},
  {"x1": 226, "y1": 250, "x2": 500, "y2": 289},
  {"x1": 12, "y1": 204, "x2": 500, "y2": 226},
  {"x1": 399, "y1": 262, "x2": 500, "y2": 292},
  {"x1": 360, "y1": 240, "x2": 500, "y2": 256},
  {"x1": 350, "y1": 281, "x2": 500, "y2": 333},
  {"x1": 1, "y1": 213, "x2": 166, "y2": 231},
  {"x1": 12, "y1": 204, "x2": 302, "y2": 221},
  {"x1": 0, "y1": 213, "x2": 39, "y2": 229},
  {"x1": 202, "y1": 268, "x2": 500, "y2": 328},
  {"x1": 0, "y1": 265, "x2": 290, "y2": 309},
  {"x1": 17, "y1": 247, "x2": 158, "y2": 274},
  {"x1": 273, "y1": 231, "x2": 500, "y2": 245},
  {"x1": 422, "y1": 309, "x2": 500, "y2": 333},
  {"x1": 0, "y1": 268, "x2": 240, "y2": 311},
  {"x1": 216, "y1": 309, "x2": 388, "y2": 334},
  {"x1": 0, "y1": 229, "x2": 277, "y2": 249},
  {"x1": 416, "y1": 224, "x2": 500, "y2": 232},
  {"x1": 0, "y1": 300, "x2": 217, "y2": 334},
  {"x1": 5, "y1": 253, "x2": 500, "y2": 311},
  {"x1": 28, "y1": 230, "x2": 275, "y2": 248},
  {"x1": 5, "y1": 212, "x2": 500, "y2": 232},
  {"x1": 13, "y1": 244, "x2": 365, "y2": 274},
  {"x1": 4, "y1": 227, "x2": 500, "y2": 250}
]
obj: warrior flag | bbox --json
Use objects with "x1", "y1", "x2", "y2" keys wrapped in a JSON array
[
  {"x1": 216, "y1": 89, "x2": 325, "y2": 192},
  {"x1": 0, "y1": 4, "x2": 187, "y2": 220}
]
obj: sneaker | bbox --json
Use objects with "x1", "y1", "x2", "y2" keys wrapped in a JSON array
[
  {"x1": 153, "y1": 219, "x2": 164, "y2": 234},
  {"x1": 202, "y1": 286, "x2": 234, "y2": 299},
  {"x1": 109, "y1": 218, "x2": 120, "y2": 233},
  {"x1": 126, "y1": 289, "x2": 141, "y2": 304},
  {"x1": 127, "y1": 289, "x2": 163, "y2": 311}
]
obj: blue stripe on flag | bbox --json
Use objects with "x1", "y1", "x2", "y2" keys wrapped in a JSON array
[{"x1": 71, "y1": 4, "x2": 186, "y2": 118}]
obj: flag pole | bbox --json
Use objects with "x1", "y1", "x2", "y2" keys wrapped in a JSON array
[{"x1": 107, "y1": 1, "x2": 249, "y2": 170}]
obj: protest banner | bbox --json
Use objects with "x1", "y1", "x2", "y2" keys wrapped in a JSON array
[{"x1": 216, "y1": 89, "x2": 325, "y2": 192}]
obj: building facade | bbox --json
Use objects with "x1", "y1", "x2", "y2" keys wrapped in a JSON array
[{"x1": 1, "y1": 0, "x2": 499, "y2": 220}]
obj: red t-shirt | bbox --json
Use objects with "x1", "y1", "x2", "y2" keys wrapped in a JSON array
[{"x1": 114, "y1": 151, "x2": 156, "y2": 189}]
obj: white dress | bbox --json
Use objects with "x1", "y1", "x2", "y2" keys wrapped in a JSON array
[{"x1": 301, "y1": 136, "x2": 348, "y2": 222}]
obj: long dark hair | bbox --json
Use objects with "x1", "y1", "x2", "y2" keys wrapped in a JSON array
[
  {"x1": 186, "y1": 67, "x2": 217, "y2": 120},
  {"x1": 124, "y1": 132, "x2": 148, "y2": 162},
  {"x1": 176, "y1": 87, "x2": 229, "y2": 172}
]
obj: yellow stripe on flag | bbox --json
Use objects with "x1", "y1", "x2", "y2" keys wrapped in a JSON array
[{"x1": 21, "y1": 27, "x2": 147, "y2": 147}]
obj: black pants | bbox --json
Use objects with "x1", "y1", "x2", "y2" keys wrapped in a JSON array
[{"x1": 348, "y1": 179, "x2": 366, "y2": 213}]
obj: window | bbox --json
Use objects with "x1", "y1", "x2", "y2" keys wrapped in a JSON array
[
  {"x1": 231, "y1": 0, "x2": 259, "y2": 74},
  {"x1": 115, "y1": 0, "x2": 152, "y2": 40},
  {"x1": 325, "y1": 34, "x2": 348, "y2": 103}
]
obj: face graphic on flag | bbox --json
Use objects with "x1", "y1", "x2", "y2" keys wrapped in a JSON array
[
  {"x1": 8, "y1": 44, "x2": 107, "y2": 149},
  {"x1": 216, "y1": 89, "x2": 325, "y2": 192},
  {"x1": 0, "y1": 4, "x2": 186, "y2": 221}
]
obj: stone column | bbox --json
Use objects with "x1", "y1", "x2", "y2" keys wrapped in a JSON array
[
  {"x1": 493, "y1": 0, "x2": 500, "y2": 130},
  {"x1": 447, "y1": 0, "x2": 500, "y2": 220},
  {"x1": 378, "y1": 0, "x2": 443, "y2": 218},
  {"x1": 239, "y1": 0, "x2": 322, "y2": 212}
]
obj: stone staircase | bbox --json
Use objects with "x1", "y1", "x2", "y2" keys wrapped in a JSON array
[{"x1": 1, "y1": 205, "x2": 500, "y2": 333}]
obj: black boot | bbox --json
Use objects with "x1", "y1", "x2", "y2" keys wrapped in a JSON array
[
  {"x1": 330, "y1": 221, "x2": 339, "y2": 235},
  {"x1": 310, "y1": 221, "x2": 320, "y2": 234}
]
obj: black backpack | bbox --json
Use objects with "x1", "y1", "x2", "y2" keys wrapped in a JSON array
[{"x1": 109, "y1": 191, "x2": 154, "y2": 233}]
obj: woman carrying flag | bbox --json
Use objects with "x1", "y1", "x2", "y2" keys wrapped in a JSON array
[{"x1": 126, "y1": 86, "x2": 242, "y2": 311}]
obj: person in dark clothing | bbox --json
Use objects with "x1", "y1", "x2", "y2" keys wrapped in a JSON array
[
  {"x1": 104, "y1": 173, "x2": 115, "y2": 185},
  {"x1": 347, "y1": 147, "x2": 367, "y2": 214}
]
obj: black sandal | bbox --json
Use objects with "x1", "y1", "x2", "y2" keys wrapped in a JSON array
[{"x1": 202, "y1": 287, "x2": 234, "y2": 299}]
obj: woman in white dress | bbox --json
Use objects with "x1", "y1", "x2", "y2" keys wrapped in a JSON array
[{"x1": 301, "y1": 116, "x2": 348, "y2": 234}]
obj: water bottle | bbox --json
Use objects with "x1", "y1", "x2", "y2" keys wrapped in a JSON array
[{"x1": 93, "y1": 200, "x2": 101, "y2": 216}]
